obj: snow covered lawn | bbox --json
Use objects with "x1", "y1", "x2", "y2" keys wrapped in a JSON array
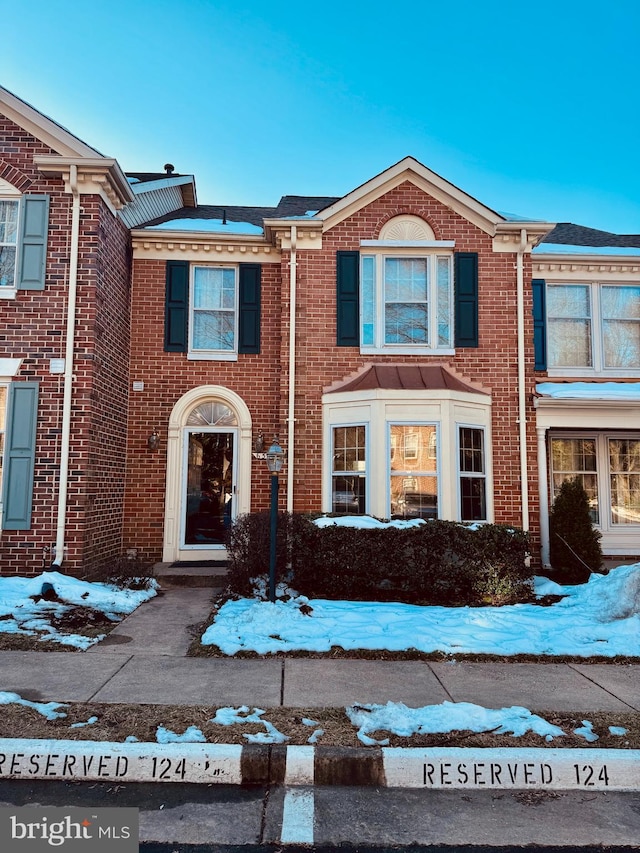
[
  {"x1": 201, "y1": 564, "x2": 640, "y2": 658},
  {"x1": 0, "y1": 571, "x2": 157, "y2": 650}
]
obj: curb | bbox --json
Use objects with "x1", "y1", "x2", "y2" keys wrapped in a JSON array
[{"x1": 0, "y1": 739, "x2": 638, "y2": 790}]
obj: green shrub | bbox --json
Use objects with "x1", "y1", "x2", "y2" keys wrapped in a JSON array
[
  {"x1": 226, "y1": 513, "x2": 532, "y2": 606},
  {"x1": 549, "y1": 477, "x2": 602, "y2": 584}
]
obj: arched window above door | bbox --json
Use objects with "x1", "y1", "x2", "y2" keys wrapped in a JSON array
[{"x1": 186, "y1": 401, "x2": 238, "y2": 427}]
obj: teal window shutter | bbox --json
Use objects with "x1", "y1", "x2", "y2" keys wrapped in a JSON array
[
  {"x1": 17, "y1": 195, "x2": 49, "y2": 290},
  {"x1": 2, "y1": 382, "x2": 39, "y2": 530},
  {"x1": 164, "y1": 260, "x2": 189, "y2": 352},
  {"x1": 336, "y1": 250, "x2": 360, "y2": 346},
  {"x1": 454, "y1": 252, "x2": 479, "y2": 347},
  {"x1": 532, "y1": 278, "x2": 547, "y2": 370},
  {"x1": 238, "y1": 263, "x2": 261, "y2": 354}
]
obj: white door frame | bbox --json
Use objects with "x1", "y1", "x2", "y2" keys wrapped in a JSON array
[{"x1": 162, "y1": 386, "x2": 253, "y2": 563}]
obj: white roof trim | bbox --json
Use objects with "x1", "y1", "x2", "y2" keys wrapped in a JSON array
[
  {"x1": 0, "y1": 86, "x2": 102, "y2": 159},
  {"x1": 131, "y1": 176, "x2": 195, "y2": 194},
  {"x1": 314, "y1": 157, "x2": 506, "y2": 236}
]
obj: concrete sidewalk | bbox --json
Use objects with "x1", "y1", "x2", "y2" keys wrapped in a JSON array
[{"x1": 0, "y1": 587, "x2": 637, "y2": 711}]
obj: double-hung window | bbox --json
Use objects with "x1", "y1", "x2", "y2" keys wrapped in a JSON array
[
  {"x1": 361, "y1": 252, "x2": 453, "y2": 353},
  {"x1": 547, "y1": 283, "x2": 640, "y2": 373},
  {"x1": 458, "y1": 426, "x2": 487, "y2": 521},
  {"x1": 331, "y1": 425, "x2": 366, "y2": 514},
  {"x1": 190, "y1": 266, "x2": 237, "y2": 357},
  {"x1": 0, "y1": 199, "x2": 19, "y2": 289}
]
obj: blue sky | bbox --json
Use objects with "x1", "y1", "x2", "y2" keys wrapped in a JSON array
[{"x1": 3, "y1": 0, "x2": 639, "y2": 232}]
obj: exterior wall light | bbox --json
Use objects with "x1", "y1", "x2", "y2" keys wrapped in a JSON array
[{"x1": 147, "y1": 429, "x2": 160, "y2": 451}]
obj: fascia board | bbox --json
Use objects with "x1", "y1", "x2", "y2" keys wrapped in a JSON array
[
  {"x1": 131, "y1": 176, "x2": 195, "y2": 194},
  {"x1": 130, "y1": 175, "x2": 197, "y2": 208},
  {"x1": 35, "y1": 156, "x2": 134, "y2": 205},
  {"x1": 0, "y1": 86, "x2": 102, "y2": 158},
  {"x1": 322, "y1": 387, "x2": 492, "y2": 405},
  {"x1": 533, "y1": 251, "x2": 640, "y2": 263},
  {"x1": 315, "y1": 157, "x2": 505, "y2": 236},
  {"x1": 535, "y1": 396, "x2": 640, "y2": 430}
]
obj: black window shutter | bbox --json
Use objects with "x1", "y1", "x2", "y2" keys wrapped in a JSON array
[
  {"x1": 238, "y1": 263, "x2": 261, "y2": 354},
  {"x1": 164, "y1": 260, "x2": 189, "y2": 352},
  {"x1": 18, "y1": 195, "x2": 49, "y2": 290},
  {"x1": 454, "y1": 252, "x2": 479, "y2": 348},
  {"x1": 2, "y1": 382, "x2": 39, "y2": 530},
  {"x1": 532, "y1": 278, "x2": 547, "y2": 370},
  {"x1": 336, "y1": 250, "x2": 360, "y2": 346}
]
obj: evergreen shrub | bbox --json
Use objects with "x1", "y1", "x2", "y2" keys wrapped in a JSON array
[
  {"x1": 549, "y1": 477, "x2": 603, "y2": 584},
  {"x1": 226, "y1": 513, "x2": 532, "y2": 606}
]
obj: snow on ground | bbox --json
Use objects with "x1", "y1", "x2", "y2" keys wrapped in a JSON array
[
  {"x1": 0, "y1": 571, "x2": 157, "y2": 649},
  {"x1": 346, "y1": 701, "x2": 566, "y2": 746},
  {"x1": 201, "y1": 563, "x2": 640, "y2": 657}
]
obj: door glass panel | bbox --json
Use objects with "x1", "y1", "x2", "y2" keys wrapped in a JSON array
[{"x1": 184, "y1": 431, "x2": 234, "y2": 545}]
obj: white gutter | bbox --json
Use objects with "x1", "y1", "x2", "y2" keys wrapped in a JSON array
[
  {"x1": 286, "y1": 226, "x2": 297, "y2": 512},
  {"x1": 516, "y1": 228, "x2": 529, "y2": 531},
  {"x1": 52, "y1": 165, "x2": 81, "y2": 566}
]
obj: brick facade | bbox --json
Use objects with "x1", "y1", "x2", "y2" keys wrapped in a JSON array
[
  {"x1": 0, "y1": 113, "x2": 130, "y2": 576},
  {"x1": 123, "y1": 178, "x2": 542, "y2": 564}
]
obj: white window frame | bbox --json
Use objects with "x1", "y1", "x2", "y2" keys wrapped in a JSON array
[
  {"x1": 457, "y1": 424, "x2": 488, "y2": 523},
  {"x1": 547, "y1": 282, "x2": 640, "y2": 377},
  {"x1": 0, "y1": 193, "x2": 21, "y2": 299},
  {"x1": 188, "y1": 264, "x2": 239, "y2": 361},
  {"x1": 331, "y1": 423, "x2": 368, "y2": 514},
  {"x1": 549, "y1": 432, "x2": 640, "y2": 531},
  {"x1": 360, "y1": 247, "x2": 455, "y2": 355},
  {"x1": 0, "y1": 382, "x2": 7, "y2": 523}
]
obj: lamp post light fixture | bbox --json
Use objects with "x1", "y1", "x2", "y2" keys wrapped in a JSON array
[{"x1": 265, "y1": 436, "x2": 284, "y2": 603}]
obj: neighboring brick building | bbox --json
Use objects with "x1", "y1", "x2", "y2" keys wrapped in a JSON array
[
  {"x1": 0, "y1": 86, "x2": 133, "y2": 576},
  {"x1": 2, "y1": 86, "x2": 640, "y2": 576}
]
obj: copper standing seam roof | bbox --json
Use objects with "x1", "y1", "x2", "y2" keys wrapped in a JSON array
[{"x1": 326, "y1": 364, "x2": 490, "y2": 395}]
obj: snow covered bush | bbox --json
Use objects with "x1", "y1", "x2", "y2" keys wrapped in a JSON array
[{"x1": 549, "y1": 478, "x2": 602, "y2": 584}]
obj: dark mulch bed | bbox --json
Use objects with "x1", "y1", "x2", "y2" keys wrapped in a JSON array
[{"x1": 0, "y1": 702, "x2": 637, "y2": 750}]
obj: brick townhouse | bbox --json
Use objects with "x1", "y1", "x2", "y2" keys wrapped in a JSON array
[{"x1": 2, "y1": 84, "x2": 640, "y2": 576}]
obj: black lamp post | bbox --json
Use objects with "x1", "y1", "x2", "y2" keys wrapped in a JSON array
[{"x1": 265, "y1": 437, "x2": 284, "y2": 603}]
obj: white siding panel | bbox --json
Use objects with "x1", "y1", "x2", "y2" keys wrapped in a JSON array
[{"x1": 119, "y1": 185, "x2": 185, "y2": 228}]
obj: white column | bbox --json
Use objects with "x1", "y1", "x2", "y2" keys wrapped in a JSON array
[{"x1": 537, "y1": 425, "x2": 551, "y2": 567}]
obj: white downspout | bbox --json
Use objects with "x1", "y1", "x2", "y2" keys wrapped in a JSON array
[
  {"x1": 286, "y1": 225, "x2": 297, "y2": 512},
  {"x1": 52, "y1": 165, "x2": 81, "y2": 567},
  {"x1": 516, "y1": 228, "x2": 530, "y2": 531}
]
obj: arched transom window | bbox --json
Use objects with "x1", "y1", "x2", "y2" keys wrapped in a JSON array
[{"x1": 186, "y1": 401, "x2": 238, "y2": 427}]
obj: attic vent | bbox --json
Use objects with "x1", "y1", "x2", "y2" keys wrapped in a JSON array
[
  {"x1": 379, "y1": 215, "x2": 435, "y2": 241},
  {"x1": 164, "y1": 163, "x2": 175, "y2": 175}
]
